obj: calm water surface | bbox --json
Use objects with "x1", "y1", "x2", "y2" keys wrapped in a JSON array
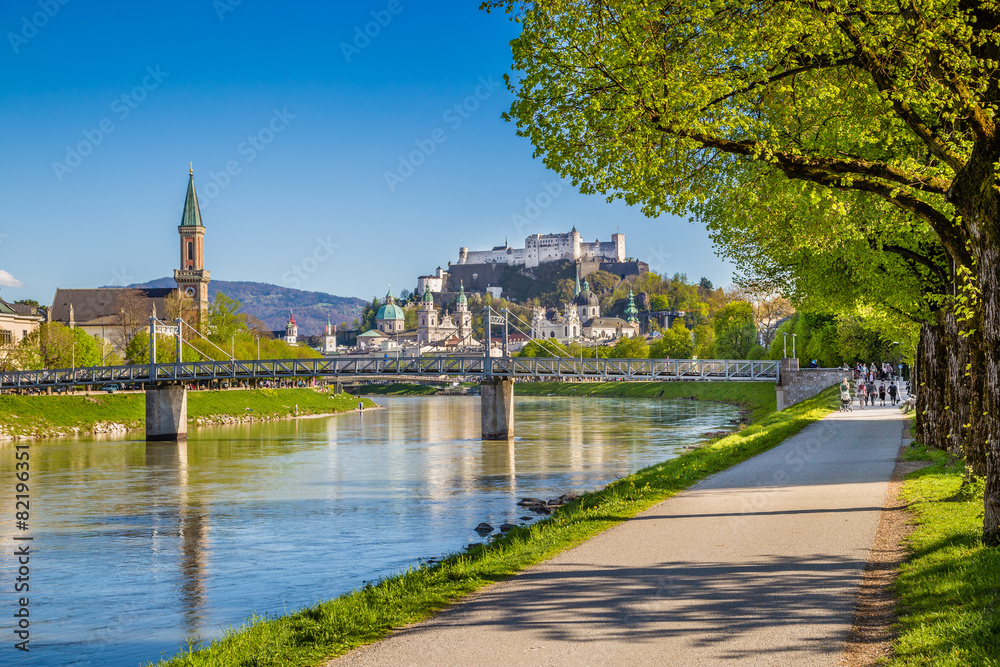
[{"x1": 0, "y1": 395, "x2": 738, "y2": 666}]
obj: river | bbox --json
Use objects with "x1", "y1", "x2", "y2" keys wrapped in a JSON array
[{"x1": 0, "y1": 394, "x2": 739, "y2": 666}]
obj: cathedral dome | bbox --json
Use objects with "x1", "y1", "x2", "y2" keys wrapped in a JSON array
[
  {"x1": 376, "y1": 289, "x2": 405, "y2": 321},
  {"x1": 575, "y1": 279, "x2": 600, "y2": 307}
]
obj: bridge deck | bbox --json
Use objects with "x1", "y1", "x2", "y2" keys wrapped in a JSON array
[{"x1": 0, "y1": 357, "x2": 779, "y2": 390}]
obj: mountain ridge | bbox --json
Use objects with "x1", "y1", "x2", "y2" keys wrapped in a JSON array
[{"x1": 128, "y1": 278, "x2": 366, "y2": 336}]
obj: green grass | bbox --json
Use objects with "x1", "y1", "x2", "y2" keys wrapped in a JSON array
[
  {"x1": 188, "y1": 388, "x2": 375, "y2": 421},
  {"x1": 148, "y1": 386, "x2": 838, "y2": 667},
  {"x1": 890, "y1": 445, "x2": 1000, "y2": 666},
  {"x1": 514, "y1": 380, "x2": 776, "y2": 423},
  {"x1": 349, "y1": 383, "x2": 444, "y2": 396},
  {"x1": 0, "y1": 393, "x2": 147, "y2": 435},
  {"x1": 0, "y1": 389, "x2": 373, "y2": 438}
]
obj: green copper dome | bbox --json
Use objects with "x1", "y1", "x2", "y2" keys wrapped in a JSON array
[
  {"x1": 376, "y1": 288, "x2": 405, "y2": 321},
  {"x1": 456, "y1": 280, "x2": 467, "y2": 305},
  {"x1": 422, "y1": 289, "x2": 434, "y2": 303},
  {"x1": 575, "y1": 279, "x2": 599, "y2": 307},
  {"x1": 624, "y1": 288, "x2": 639, "y2": 323}
]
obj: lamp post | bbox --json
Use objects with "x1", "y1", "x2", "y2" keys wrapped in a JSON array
[
  {"x1": 71, "y1": 341, "x2": 76, "y2": 394},
  {"x1": 791, "y1": 333, "x2": 797, "y2": 360},
  {"x1": 782, "y1": 332, "x2": 788, "y2": 358}
]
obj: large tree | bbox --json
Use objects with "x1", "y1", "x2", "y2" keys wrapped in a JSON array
[{"x1": 487, "y1": 0, "x2": 1000, "y2": 544}]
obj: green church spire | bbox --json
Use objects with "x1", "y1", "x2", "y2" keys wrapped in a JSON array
[
  {"x1": 625, "y1": 288, "x2": 639, "y2": 323},
  {"x1": 180, "y1": 165, "x2": 204, "y2": 227}
]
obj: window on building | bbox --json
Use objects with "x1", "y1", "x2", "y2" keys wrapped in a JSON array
[
  {"x1": 187, "y1": 241, "x2": 194, "y2": 261},
  {"x1": 0, "y1": 329, "x2": 12, "y2": 345}
]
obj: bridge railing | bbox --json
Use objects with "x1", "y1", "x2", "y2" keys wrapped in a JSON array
[{"x1": 0, "y1": 357, "x2": 779, "y2": 390}]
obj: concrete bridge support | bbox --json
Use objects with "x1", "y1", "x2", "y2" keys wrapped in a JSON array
[
  {"x1": 146, "y1": 383, "x2": 188, "y2": 441},
  {"x1": 481, "y1": 378, "x2": 514, "y2": 440}
]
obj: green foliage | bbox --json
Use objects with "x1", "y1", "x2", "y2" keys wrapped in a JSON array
[
  {"x1": 692, "y1": 324, "x2": 715, "y2": 359},
  {"x1": 608, "y1": 335, "x2": 649, "y2": 358},
  {"x1": 23, "y1": 323, "x2": 103, "y2": 369},
  {"x1": 714, "y1": 320, "x2": 756, "y2": 359},
  {"x1": 650, "y1": 319, "x2": 694, "y2": 359}
]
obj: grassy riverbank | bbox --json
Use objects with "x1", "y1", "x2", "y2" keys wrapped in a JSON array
[
  {"x1": 350, "y1": 382, "x2": 445, "y2": 396},
  {"x1": 149, "y1": 385, "x2": 837, "y2": 667},
  {"x1": 0, "y1": 388, "x2": 373, "y2": 439},
  {"x1": 514, "y1": 380, "x2": 777, "y2": 423},
  {"x1": 350, "y1": 380, "x2": 777, "y2": 422},
  {"x1": 890, "y1": 445, "x2": 1000, "y2": 666}
]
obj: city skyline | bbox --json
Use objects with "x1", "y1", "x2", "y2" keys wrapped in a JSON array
[{"x1": 0, "y1": 1, "x2": 736, "y2": 304}]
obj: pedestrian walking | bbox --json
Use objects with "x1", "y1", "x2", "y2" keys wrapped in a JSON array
[
  {"x1": 867, "y1": 379, "x2": 877, "y2": 406},
  {"x1": 888, "y1": 382, "x2": 898, "y2": 405},
  {"x1": 879, "y1": 382, "x2": 887, "y2": 406},
  {"x1": 857, "y1": 380, "x2": 867, "y2": 409}
]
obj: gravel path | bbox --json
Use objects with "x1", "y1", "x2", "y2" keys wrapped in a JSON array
[{"x1": 329, "y1": 405, "x2": 908, "y2": 667}]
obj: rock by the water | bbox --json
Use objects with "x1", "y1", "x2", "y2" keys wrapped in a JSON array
[
  {"x1": 474, "y1": 522, "x2": 494, "y2": 534},
  {"x1": 499, "y1": 523, "x2": 517, "y2": 533},
  {"x1": 517, "y1": 498, "x2": 545, "y2": 507}
]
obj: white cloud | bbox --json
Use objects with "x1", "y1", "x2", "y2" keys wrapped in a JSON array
[{"x1": 0, "y1": 270, "x2": 25, "y2": 288}]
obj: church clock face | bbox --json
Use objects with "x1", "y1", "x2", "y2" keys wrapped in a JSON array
[{"x1": 185, "y1": 286, "x2": 196, "y2": 297}]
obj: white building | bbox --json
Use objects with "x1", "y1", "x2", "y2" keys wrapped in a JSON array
[
  {"x1": 284, "y1": 312, "x2": 298, "y2": 346},
  {"x1": 0, "y1": 300, "x2": 43, "y2": 362},
  {"x1": 457, "y1": 228, "x2": 625, "y2": 268},
  {"x1": 321, "y1": 317, "x2": 337, "y2": 355},
  {"x1": 416, "y1": 267, "x2": 447, "y2": 296}
]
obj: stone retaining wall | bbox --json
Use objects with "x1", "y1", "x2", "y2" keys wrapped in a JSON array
[{"x1": 776, "y1": 359, "x2": 852, "y2": 411}]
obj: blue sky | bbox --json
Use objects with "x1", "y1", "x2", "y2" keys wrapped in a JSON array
[{"x1": 0, "y1": 0, "x2": 735, "y2": 304}]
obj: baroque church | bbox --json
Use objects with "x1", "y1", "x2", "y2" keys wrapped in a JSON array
[
  {"x1": 50, "y1": 167, "x2": 211, "y2": 348},
  {"x1": 531, "y1": 274, "x2": 640, "y2": 341},
  {"x1": 417, "y1": 281, "x2": 472, "y2": 344}
]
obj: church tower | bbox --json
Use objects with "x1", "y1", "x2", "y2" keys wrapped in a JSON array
[{"x1": 174, "y1": 166, "x2": 211, "y2": 326}]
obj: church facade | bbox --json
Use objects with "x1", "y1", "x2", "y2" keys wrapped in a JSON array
[
  {"x1": 531, "y1": 279, "x2": 641, "y2": 341},
  {"x1": 417, "y1": 281, "x2": 472, "y2": 344}
]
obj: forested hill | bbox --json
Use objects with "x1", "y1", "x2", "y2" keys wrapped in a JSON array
[{"x1": 130, "y1": 278, "x2": 366, "y2": 335}]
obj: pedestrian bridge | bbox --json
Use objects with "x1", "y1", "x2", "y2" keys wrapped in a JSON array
[{"x1": 0, "y1": 357, "x2": 780, "y2": 441}]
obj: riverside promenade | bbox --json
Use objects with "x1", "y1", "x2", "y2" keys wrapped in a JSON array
[{"x1": 329, "y1": 405, "x2": 908, "y2": 667}]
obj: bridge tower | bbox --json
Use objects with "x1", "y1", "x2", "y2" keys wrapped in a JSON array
[{"x1": 174, "y1": 166, "x2": 211, "y2": 328}]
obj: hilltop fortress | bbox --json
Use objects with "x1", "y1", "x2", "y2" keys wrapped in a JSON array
[
  {"x1": 417, "y1": 228, "x2": 645, "y2": 298},
  {"x1": 457, "y1": 228, "x2": 625, "y2": 268}
]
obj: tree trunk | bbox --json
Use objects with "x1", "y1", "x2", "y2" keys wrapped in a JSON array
[
  {"x1": 976, "y1": 247, "x2": 1000, "y2": 546},
  {"x1": 952, "y1": 140, "x2": 1000, "y2": 547},
  {"x1": 915, "y1": 319, "x2": 948, "y2": 451},
  {"x1": 946, "y1": 311, "x2": 988, "y2": 476}
]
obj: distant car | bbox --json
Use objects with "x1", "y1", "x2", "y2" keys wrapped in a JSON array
[{"x1": 104, "y1": 384, "x2": 121, "y2": 394}]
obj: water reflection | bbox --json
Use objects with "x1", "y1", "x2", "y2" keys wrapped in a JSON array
[{"x1": 0, "y1": 395, "x2": 737, "y2": 667}]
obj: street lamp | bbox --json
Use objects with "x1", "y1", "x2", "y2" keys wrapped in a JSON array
[
  {"x1": 782, "y1": 332, "x2": 788, "y2": 358},
  {"x1": 791, "y1": 333, "x2": 797, "y2": 360}
]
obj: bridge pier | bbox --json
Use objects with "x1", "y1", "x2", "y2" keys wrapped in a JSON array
[
  {"x1": 146, "y1": 383, "x2": 188, "y2": 441},
  {"x1": 481, "y1": 378, "x2": 514, "y2": 440}
]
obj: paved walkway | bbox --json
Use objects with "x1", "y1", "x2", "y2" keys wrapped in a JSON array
[{"x1": 329, "y1": 404, "x2": 907, "y2": 667}]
